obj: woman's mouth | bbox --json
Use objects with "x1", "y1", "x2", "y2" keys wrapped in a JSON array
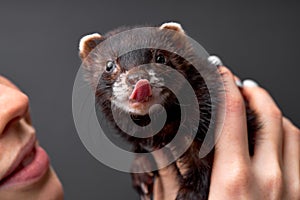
[{"x1": 0, "y1": 137, "x2": 50, "y2": 189}]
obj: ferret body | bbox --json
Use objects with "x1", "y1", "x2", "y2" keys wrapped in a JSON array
[{"x1": 79, "y1": 22, "x2": 259, "y2": 200}]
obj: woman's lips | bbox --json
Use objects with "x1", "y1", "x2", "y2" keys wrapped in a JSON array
[
  {"x1": 0, "y1": 134, "x2": 36, "y2": 181},
  {"x1": 0, "y1": 146, "x2": 49, "y2": 189}
]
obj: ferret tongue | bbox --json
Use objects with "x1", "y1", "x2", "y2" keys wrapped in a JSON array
[{"x1": 129, "y1": 79, "x2": 152, "y2": 102}]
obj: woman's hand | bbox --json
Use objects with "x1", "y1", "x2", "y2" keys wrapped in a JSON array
[
  {"x1": 208, "y1": 66, "x2": 300, "y2": 199},
  {"x1": 152, "y1": 66, "x2": 300, "y2": 199}
]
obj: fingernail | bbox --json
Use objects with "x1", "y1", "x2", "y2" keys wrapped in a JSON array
[
  {"x1": 235, "y1": 79, "x2": 243, "y2": 88},
  {"x1": 208, "y1": 55, "x2": 223, "y2": 66},
  {"x1": 243, "y1": 79, "x2": 258, "y2": 87}
]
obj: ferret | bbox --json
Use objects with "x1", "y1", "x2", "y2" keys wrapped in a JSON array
[{"x1": 78, "y1": 22, "x2": 259, "y2": 200}]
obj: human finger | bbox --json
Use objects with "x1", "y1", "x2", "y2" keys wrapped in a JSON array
[
  {"x1": 282, "y1": 117, "x2": 300, "y2": 199},
  {"x1": 214, "y1": 66, "x2": 250, "y2": 163},
  {"x1": 242, "y1": 80, "x2": 283, "y2": 166}
]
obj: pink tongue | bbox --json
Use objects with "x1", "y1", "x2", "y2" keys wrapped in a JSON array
[{"x1": 129, "y1": 79, "x2": 152, "y2": 102}]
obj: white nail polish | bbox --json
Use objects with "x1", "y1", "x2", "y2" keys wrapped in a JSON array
[
  {"x1": 243, "y1": 79, "x2": 258, "y2": 87},
  {"x1": 208, "y1": 55, "x2": 223, "y2": 66},
  {"x1": 235, "y1": 79, "x2": 243, "y2": 88}
]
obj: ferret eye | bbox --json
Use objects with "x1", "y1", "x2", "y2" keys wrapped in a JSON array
[
  {"x1": 155, "y1": 54, "x2": 166, "y2": 64},
  {"x1": 105, "y1": 60, "x2": 116, "y2": 73}
]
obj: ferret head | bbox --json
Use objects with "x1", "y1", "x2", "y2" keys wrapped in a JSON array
[
  {"x1": 78, "y1": 22, "x2": 212, "y2": 149},
  {"x1": 79, "y1": 22, "x2": 189, "y2": 116}
]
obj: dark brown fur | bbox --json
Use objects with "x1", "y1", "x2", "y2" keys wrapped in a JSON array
[{"x1": 79, "y1": 24, "x2": 260, "y2": 200}]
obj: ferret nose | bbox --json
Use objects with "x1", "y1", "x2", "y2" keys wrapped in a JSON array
[{"x1": 126, "y1": 68, "x2": 150, "y2": 86}]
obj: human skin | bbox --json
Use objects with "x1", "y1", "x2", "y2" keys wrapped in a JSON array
[
  {"x1": 153, "y1": 66, "x2": 300, "y2": 200},
  {"x1": 0, "y1": 76, "x2": 63, "y2": 200}
]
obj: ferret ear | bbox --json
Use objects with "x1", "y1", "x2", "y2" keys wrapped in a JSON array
[
  {"x1": 79, "y1": 33, "x2": 103, "y2": 59},
  {"x1": 159, "y1": 22, "x2": 185, "y2": 33}
]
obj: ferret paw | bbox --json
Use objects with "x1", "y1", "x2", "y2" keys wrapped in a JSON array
[
  {"x1": 131, "y1": 155, "x2": 156, "y2": 200},
  {"x1": 131, "y1": 172, "x2": 155, "y2": 200}
]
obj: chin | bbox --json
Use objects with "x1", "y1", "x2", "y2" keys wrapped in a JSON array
[
  {"x1": 128, "y1": 105, "x2": 152, "y2": 116},
  {"x1": 113, "y1": 100, "x2": 155, "y2": 116},
  {"x1": 0, "y1": 167, "x2": 63, "y2": 200}
]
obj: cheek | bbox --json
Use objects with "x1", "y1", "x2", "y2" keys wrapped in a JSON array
[
  {"x1": 147, "y1": 69, "x2": 165, "y2": 87},
  {"x1": 112, "y1": 73, "x2": 130, "y2": 101}
]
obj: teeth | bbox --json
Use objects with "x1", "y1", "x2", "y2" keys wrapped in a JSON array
[{"x1": 21, "y1": 150, "x2": 35, "y2": 167}]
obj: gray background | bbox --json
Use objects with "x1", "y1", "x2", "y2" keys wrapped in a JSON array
[{"x1": 0, "y1": 1, "x2": 299, "y2": 199}]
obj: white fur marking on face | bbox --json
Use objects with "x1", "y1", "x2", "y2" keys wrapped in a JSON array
[
  {"x1": 79, "y1": 33, "x2": 101, "y2": 52},
  {"x1": 112, "y1": 72, "x2": 129, "y2": 101},
  {"x1": 148, "y1": 69, "x2": 164, "y2": 87},
  {"x1": 111, "y1": 70, "x2": 165, "y2": 115}
]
